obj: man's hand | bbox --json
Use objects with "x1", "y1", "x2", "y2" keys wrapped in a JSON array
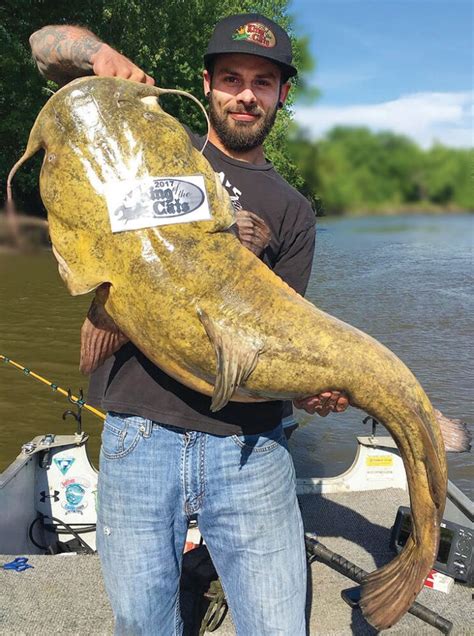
[
  {"x1": 30, "y1": 25, "x2": 154, "y2": 86},
  {"x1": 293, "y1": 391, "x2": 349, "y2": 417},
  {"x1": 235, "y1": 210, "x2": 271, "y2": 256},
  {"x1": 91, "y1": 44, "x2": 155, "y2": 84}
]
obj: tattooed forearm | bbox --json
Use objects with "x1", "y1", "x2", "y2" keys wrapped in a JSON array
[{"x1": 29, "y1": 25, "x2": 103, "y2": 85}]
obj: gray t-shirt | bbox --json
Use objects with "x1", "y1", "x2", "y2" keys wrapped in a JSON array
[{"x1": 87, "y1": 136, "x2": 316, "y2": 435}]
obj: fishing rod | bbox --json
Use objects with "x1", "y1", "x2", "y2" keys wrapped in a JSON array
[{"x1": 0, "y1": 354, "x2": 105, "y2": 421}]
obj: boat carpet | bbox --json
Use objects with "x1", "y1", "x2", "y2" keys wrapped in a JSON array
[{"x1": 0, "y1": 488, "x2": 472, "y2": 635}]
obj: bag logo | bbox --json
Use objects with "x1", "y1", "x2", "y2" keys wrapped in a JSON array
[
  {"x1": 232, "y1": 22, "x2": 276, "y2": 48},
  {"x1": 105, "y1": 175, "x2": 211, "y2": 232}
]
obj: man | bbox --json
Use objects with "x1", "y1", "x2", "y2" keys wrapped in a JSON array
[{"x1": 30, "y1": 13, "x2": 348, "y2": 634}]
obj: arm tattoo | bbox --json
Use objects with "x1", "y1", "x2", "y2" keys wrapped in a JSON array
[{"x1": 30, "y1": 25, "x2": 103, "y2": 85}]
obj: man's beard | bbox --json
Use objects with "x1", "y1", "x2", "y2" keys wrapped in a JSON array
[{"x1": 208, "y1": 94, "x2": 278, "y2": 153}]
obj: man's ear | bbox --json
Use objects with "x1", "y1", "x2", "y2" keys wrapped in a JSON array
[
  {"x1": 279, "y1": 82, "x2": 291, "y2": 108},
  {"x1": 203, "y1": 70, "x2": 212, "y2": 97}
]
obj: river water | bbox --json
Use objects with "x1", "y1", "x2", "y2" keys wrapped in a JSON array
[{"x1": 0, "y1": 214, "x2": 472, "y2": 497}]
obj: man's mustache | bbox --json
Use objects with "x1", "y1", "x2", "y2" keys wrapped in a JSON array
[{"x1": 225, "y1": 105, "x2": 264, "y2": 117}]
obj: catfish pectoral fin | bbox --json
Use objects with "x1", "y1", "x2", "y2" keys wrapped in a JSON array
[
  {"x1": 435, "y1": 409, "x2": 472, "y2": 452},
  {"x1": 80, "y1": 316, "x2": 129, "y2": 374},
  {"x1": 79, "y1": 285, "x2": 129, "y2": 374},
  {"x1": 198, "y1": 309, "x2": 265, "y2": 411}
]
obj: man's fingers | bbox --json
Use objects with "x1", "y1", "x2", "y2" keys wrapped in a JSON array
[
  {"x1": 293, "y1": 390, "x2": 350, "y2": 416},
  {"x1": 92, "y1": 61, "x2": 116, "y2": 77},
  {"x1": 237, "y1": 229, "x2": 270, "y2": 245},
  {"x1": 236, "y1": 210, "x2": 270, "y2": 233},
  {"x1": 128, "y1": 69, "x2": 154, "y2": 84},
  {"x1": 320, "y1": 392, "x2": 348, "y2": 413},
  {"x1": 127, "y1": 69, "x2": 145, "y2": 82},
  {"x1": 235, "y1": 211, "x2": 271, "y2": 256},
  {"x1": 238, "y1": 228, "x2": 269, "y2": 244},
  {"x1": 245, "y1": 211, "x2": 268, "y2": 229},
  {"x1": 319, "y1": 390, "x2": 348, "y2": 412},
  {"x1": 236, "y1": 218, "x2": 267, "y2": 234},
  {"x1": 92, "y1": 46, "x2": 152, "y2": 83},
  {"x1": 293, "y1": 396, "x2": 320, "y2": 410},
  {"x1": 336, "y1": 395, "x2": 349, "y2": 412}
]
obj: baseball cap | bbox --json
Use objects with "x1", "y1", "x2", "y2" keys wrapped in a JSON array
[{"x1": 204, "y1": 13, "x2": 297, "y2": 80}]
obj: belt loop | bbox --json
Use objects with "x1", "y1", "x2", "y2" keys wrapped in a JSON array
[{"x1": 140, "y1": 419, "x2": 152, "y2": 438}]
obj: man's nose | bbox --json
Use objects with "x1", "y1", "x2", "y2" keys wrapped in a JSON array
[{"x1": 236, "y1": 87, "x2": 257, "y2": 106}]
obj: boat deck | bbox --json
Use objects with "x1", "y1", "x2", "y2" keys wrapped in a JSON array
[{"x1": 1, "y1": 488, "x2": 472, "y2": 635}]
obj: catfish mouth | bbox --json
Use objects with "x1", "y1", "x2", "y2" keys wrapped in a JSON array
[
  {"x1": 51, "y1": 243, "x2": 77, "y2": 291},
  {"x1": 51, "y1": 244, "x2": 105, "y2": 296},
  {"x1": 51, "y1": 244, "x2": 69, "y2": 281},
  {"x1": 141, "y1": 96, "x2": 160, "y2": 108}
]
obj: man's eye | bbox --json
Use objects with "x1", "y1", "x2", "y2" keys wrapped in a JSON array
[
  {"x1": 224, "y1": 76, "x2": 239, "y2": 83},
  {"x1": 255, "y1": 80, "x2": 271, "y2": 87}
]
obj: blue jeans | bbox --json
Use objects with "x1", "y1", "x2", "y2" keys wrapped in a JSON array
[{"x1": 97, "y1": 413, "x2": 307, "y2": 635}]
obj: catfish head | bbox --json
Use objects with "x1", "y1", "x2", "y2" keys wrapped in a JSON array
[{"x1": 7, "y1": 77, "x2": 235, "y2": 296}]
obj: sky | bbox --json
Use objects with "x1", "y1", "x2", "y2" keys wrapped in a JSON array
[{"x1": 289, "y1": 0, "x2": 473, "y2": 148}]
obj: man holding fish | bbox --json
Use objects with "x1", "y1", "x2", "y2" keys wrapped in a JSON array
[{"x1": 30, "y1": 13, "x2": 348, "y2": 634}]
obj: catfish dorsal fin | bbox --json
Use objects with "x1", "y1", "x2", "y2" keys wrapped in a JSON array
[
  {"x1": 198, "y1": 309, "x2": 264, "y2": 412},
  {"x1": 434, "y1": 408, "x2": 472, "y2": 453}
]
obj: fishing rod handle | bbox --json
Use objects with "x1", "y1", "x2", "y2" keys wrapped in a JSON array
[{"x1": 305, "y1": 535, "x2": 366, "y2": 582}]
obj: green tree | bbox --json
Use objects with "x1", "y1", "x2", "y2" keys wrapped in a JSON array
[
  {"x1": 0, "y1": 1, "x2": 105, "y2": 210},
  {"x1": 289, "y1": 126, "x2": 471, "y2": 215},
  {"x1": 424, "y1": 145, "x2": 474, "y2": 209},
  {"x1": 0, "y1": 0, "x2": 314, "y2": 214}
]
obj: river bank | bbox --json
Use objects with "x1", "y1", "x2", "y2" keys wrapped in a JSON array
[
  {"x1": 1, "y1": 207, "x2": 472, "y2": 252},
  {"x1": 320, "y1": 204, "x2": 473, "y2": 217}
]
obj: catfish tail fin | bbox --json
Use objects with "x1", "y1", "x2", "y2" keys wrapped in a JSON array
[{"x1": 359, "y1": 534, "x2": 434, "y2": 630}]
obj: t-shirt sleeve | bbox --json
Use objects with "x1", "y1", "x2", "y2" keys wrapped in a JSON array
[{"x1": 273, "y1": 201, "x2": 316, "y2": 296}]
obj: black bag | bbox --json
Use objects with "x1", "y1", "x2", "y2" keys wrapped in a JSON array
[{"x1": 180, "y1": 545, "x2": 227, "y2": 635}]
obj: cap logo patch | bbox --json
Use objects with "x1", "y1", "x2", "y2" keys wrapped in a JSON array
[{"x1": 232, "y1": 22, "x2": 276, "y2": 48}]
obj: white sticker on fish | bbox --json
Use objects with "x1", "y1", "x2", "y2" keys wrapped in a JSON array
[{"x1": 105, "y1": 175, "x2": 211, "y2": 232}]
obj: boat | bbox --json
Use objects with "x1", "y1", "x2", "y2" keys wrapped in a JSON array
[{"x1": 1, "y1": 407, "x2": 472, "y2": 635}]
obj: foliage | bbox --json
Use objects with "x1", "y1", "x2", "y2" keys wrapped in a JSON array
[
  {"x1": 289, "y1": 127, "x2": 473, "y2": 215},
  {"x1": 423, "y1": 145, "x2": 473, "y2": 210},
  {"x1": 2, "y1": 1, "x2": 469, "y2": 217},
  {"x1": 0, "y1": 0, "x2": 312, "y2": 213}
]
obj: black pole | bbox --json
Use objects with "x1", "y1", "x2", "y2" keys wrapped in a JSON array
[{"x1": 305, "y1": 534, "x2": 453, "y2": 634}]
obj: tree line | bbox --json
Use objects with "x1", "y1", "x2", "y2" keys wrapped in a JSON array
[
  {"x1": 1, "y1": 0, "x2": 471, "y2": 217},
  {"x1": 289, "y1": 127, "x2": 473, "y2": 215}
]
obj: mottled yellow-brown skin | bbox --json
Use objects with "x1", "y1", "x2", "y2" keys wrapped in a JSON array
[{"x1": 17, "y1": 77, "x2": 447, "y2": 630}]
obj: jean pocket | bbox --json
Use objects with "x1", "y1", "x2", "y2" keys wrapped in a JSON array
[
  {"x1": 231, "y1": 424, "x2": 285, "y2": 454},
  {"x1": 101, "y1": 413, "x2": 144, "y2": 460}
]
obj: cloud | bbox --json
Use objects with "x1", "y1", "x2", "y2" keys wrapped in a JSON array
[{"x1": 294, "y1": 91, "x2": 473, "y2": 149}]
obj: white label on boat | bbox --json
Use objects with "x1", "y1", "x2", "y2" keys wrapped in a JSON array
[{"x1": 105, "y1": 175, "x2": 211, "y2": 232}]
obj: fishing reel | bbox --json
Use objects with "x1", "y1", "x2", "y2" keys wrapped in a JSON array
[{"x1": 62, "y1": 387, "x2": 85, "y2": 435}]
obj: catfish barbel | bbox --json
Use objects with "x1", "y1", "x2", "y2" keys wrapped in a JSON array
[{"x1": 8, "y1": 77, "x2": 450, "y2": 629}]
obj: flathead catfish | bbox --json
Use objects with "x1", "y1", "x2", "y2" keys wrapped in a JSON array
[{"x1": 9, "y1": 77, "x2": 447, "y2": 629}]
